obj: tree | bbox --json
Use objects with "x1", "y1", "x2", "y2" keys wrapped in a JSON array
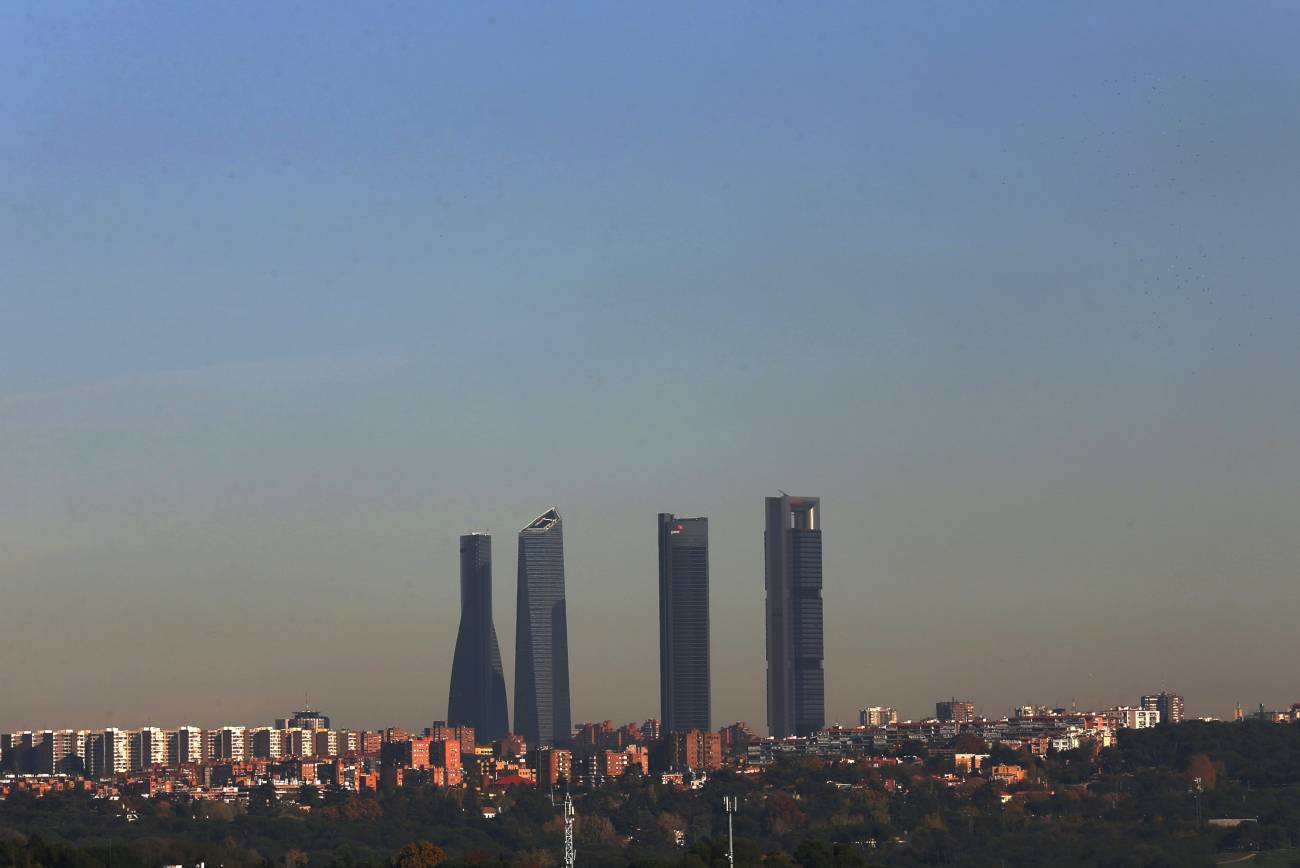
[
  {"x1": 765, "y1": 792, "x2": 806, "y2": 836},
  {"x1": 248, "y1": 782, "x2": 278, "y2": 816},
  {"x1": 394, "y1": 840, "x2": 447, "y2": 868},
  {"x1": 1186, "y1": 754, "x2": 1218, "y2": 790},
  {"x1": 576, "y1": 814, "x2": 619, "y2": 848},
  {"x1": 793, "y1": 838, "x2": 834, "y2": 868},
  {"x1": 516, "y1": 849, "x2": 556, "y2": 868}
]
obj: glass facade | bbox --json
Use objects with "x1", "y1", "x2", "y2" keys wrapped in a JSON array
[
  {"x1": 765, "y1": 495, "x2": 825, "y2": 737},
  {"x1": 514, "y1": 508, "x2": 572, "y2": 746},
  {"x1": 658, "y1": 513, "x2": 711, "y2": 733},
  {"x1": 448, "y1": 534, "x2": 510, "y2": 741}
]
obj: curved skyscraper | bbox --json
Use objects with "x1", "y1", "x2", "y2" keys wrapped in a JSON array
[
  {"x1": 514, "y1": 508, "x2": 572, "y2": 746},
  {"x1": 448, "y1": 533, "x2": 510, "y2": 742},
  {"x1": 765, "y1": 494, "x2": 824, "y2": 737},
  {"x1": 658, "y1": 513, "x2": 711, "y2": 733}
]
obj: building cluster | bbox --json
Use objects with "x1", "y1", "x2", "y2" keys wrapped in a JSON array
[
  {"x1": 0, "y1": 709, "x2": 760, "y2": 802},
  {"x1": 448, "y1": 496, "x2": 825, "y2": 757},
  {"x1": 753, "y1": 691, "x2": 1200, "y2": 765},
  {"x1": 9, "y1": 688, "x2": 1300, "y2": 804},
  {"x1": 8, "y1": 493, "x2": 1298, "y2": 806}
]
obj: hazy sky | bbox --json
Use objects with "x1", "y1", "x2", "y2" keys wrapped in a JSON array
[{"x1": 3, "y1": 2, "x2": 1298, "y2": 733}]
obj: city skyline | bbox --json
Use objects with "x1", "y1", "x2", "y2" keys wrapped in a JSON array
[
  {"x1": 4, "y1": 2, "x2": 1299, "y2": 735},
  {"x1": 0, "y1": 490, "x2": 1291, "y2": 732}
]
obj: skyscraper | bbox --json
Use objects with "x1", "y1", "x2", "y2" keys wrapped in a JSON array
[
  {"x1": 658, "y1": 513, "x2": 711, "y2": 732},
  {"x1": 448, "y1": 533, "x2": 510, "y2": 741},
  {"x1": 764, "y1": 494, "x2": 824, "y2": 737},
  {"x1": 514, "y1": 508, "x2": 572, "y2": 746}
]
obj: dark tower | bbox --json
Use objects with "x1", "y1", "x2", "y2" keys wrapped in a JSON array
[
  {"x1": 658, "y1": 513, "x2": 711, "y2": 732},
  {"x1": 514, "y1": 508, "x2": 572, "y2": 746},
  {"x1": 448, "y1": 534, "x2": 510, "y2": 741},
  {"x1": 764, "y1": 494, "x2": 824, "y2": 737}
]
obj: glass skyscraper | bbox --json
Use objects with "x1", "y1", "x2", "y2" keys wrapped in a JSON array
[
  {"x1": 658, "y1": 513, "x2": 710, "y2": 733},
  {"x1": 764, "y1": 494, "x2": 824, "y2": 737},
  {"x1": 447, "y1": 534, "x2": 510, "y2": 741},
  {"x1": 514, "y1": 508, "x2": 572, "y2": 746}
]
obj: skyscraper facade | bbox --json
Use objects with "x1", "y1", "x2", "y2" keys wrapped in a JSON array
[
  {"x1": 514, "y1": 508, "x2": 572, "y2": 746},
  {"x1": 658, "y1": 513, "x2": 711, "y2": 733},
  {"x1": 764, "y1": 494, "x2": 824, "y2": 737},
  {"x1": 448, "y1": 534, "x2": 510, "y2": 741}
]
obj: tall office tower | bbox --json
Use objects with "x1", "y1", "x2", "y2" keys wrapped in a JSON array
[
  {"x1": 448, "y1": 534, "x2": 510, "y2": 741},
  {"x1": 514, "y1": 508, "x2": 572, "y2": 746},
  {"x1": 658, "y1": 513, "x2": 711, "y2": 732},
  {"x1": 1141, "y1": 691, "x2": 1185, "y2": 725},
  {"x1": 764, "y1": 494, "x2": 825, "y2": 737}
]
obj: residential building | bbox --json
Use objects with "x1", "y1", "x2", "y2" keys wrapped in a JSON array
[
  {"x1": 284, "y1": 728, "x2": 315, "y2": 757},
  {"x1": 1108, "y1": 707, "x2": 1160, "y2": 729},
  {"x1": 861, "y1": 707, "x2": 898, "y2": 726},
  {"x1": 131, "y1": 727, "x2": 167, "y2": 769},
  {"x1": 249, "y1": 727, "x2": 283, "y2": 760},
  {"x1": 95, "y1": 728, "x2": 130, "y2": 778},
  {"x1": 314, "y1": 729, "x2": 340, "y2": 757},
  {"x1": 429, "y1": 722, "x2": 476, "y2": 754},
  {"x1": 668, "y1": 729, "x2": 722, "y2": 772},
  {"x1": 1141, "y1": 692, "x2": 1185, "y2": 725},
  {"x1": 720, "y1": 721, "x2": 757, "y2": 755},
  {"x1": 431, "y1": 736, "x2": 462, "y2": 786},
  {"x1": 172, "y1": 726, "x2": 205, "y2": 765},
  {"x1": 214, "y1": 726, "x2": 246, "y2": 761},
  {"x1": 535, "y1": 747, "x2": 573, "y2": 787},
  {"x1": 991, "y1": 764, "x2": 1027, "y2": 785},
  {"x1": 937, "y1": 700, "x2": 977, "y2": 723}
]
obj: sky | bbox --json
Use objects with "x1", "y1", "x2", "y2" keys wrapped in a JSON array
[{"x1": 2, "y1": 1, "x2": 1298, "y2": 733}]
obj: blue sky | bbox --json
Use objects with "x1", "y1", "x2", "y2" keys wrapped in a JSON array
[{"x1": 2, "y1": 1, "x2": 1298, "y2": 731}]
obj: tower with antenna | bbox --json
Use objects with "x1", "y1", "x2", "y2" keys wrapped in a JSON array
[
  {"x1": 563, "y1": 792, "x2": 576, "y2": 868},
  {"x1": 723, "y1": 796, "x2": 737, "y2": 867}
]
